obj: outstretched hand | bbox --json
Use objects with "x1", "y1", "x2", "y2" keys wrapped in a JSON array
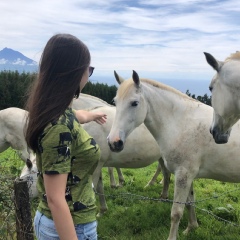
[
  {"x1": 93, "y1": 112, "x2": 107, "y2": 125},
  {"x1": 74, "y1": 109, "x2": 107, "y2": 124}
]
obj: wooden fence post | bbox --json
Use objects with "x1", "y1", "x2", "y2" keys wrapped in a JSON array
[{"x1": 14, "y1": 177, "x2": 34, "y2": 240}]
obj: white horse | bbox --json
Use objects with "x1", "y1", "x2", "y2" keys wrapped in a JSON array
[
  {"x1": 204, "y1": 51, "x2": 240, "y2": 144},
  {"x1": 0, "y1": 94, "x2": 122, "y2": 187},
  {"x1": 0, "y1": 107, "x2": 34, "y2": 168},
  {"x1": 72, "y1": 93, "x2": 112, "y2": 109},
  {"x1": 20, "y1": 157, "x2": 39, "y2": 198},
  {"x1": 73, "y1": 93, "x2": 124, "y2": 188},
  {"x1": 107, "y1": 70, "x2": 240, "y2": 240},
  {"x1": 20, "y1": 105, "x2": 170, "y2": 215}
]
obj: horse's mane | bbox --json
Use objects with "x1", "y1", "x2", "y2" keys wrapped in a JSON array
[
  {"x1": 119, "y1": 78, "x2": 198, "y2": 103},
  {"x1": 225, "y1": 51, "x2": 240, "y2": 62}
]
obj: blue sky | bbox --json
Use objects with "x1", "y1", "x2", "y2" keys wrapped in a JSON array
[{"x1": 0, "y1": 0, "x2": 240, "y2": 95}]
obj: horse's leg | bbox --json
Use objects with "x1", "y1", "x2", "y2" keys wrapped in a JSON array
[
  {"x1": 96, "y1": 171, "x2": 108, "y2": 217},
  {"x1": 167, "y1": 169, "x2": 196, "y2": 240},
  {"x1": 116, "y1": 167, "x2": 125, "y2": 187},
  {"x1": 159, "y1": 157, "x2": 171, "y2": 199},
  {"x1": 144, "y1": 160, "x2": 162, "y2": 188},
  {"x1": 144, "y1": 158, "x2": 171, "y2": 199},
  {"x1": 183, "y1": 183, "x2": 198, "y2": 235},
  {"x1": 92, "y1": 160, "x2": 105, "y2": 190},
  {"x1": 108, "y1": 167, "x2": 117, "y2": 188}
]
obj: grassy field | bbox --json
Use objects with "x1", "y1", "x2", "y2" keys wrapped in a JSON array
[{"x1": 1, "y1": 148, "x2": 240, "y2": 240}]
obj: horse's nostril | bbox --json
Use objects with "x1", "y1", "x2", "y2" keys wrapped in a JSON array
[
  {"x1": 118, "y1": 140, "x2": 123, "y2": 147},
  {"x1": 212, "y1": 128, "x2": 217, "y2": 138},
  {"x1": 114, "y1": 140, "x2": 124, "y2": 149}
]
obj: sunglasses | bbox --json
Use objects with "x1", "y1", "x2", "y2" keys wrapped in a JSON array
[{"x1": 89, "y1": 66, "x2": 94, "y2": 77}]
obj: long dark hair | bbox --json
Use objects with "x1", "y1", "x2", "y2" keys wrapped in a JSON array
[{"x1": 25, "y1": 33, "x2": 91, "y2": 152}]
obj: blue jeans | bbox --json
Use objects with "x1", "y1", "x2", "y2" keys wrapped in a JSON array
[{"x1": 34, "y1": 210, "x2": 97, "y2": 240}]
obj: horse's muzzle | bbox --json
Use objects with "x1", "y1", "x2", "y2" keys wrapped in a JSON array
[
  {"x1": 108, "y1": 139, "x2": 124, "y2": 152},
  {"x1": 211, "y1": 127, "x2": 230, "y2": 144}
]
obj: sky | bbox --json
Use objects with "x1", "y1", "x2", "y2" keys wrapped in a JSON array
[{"x1": 1, "y1": 0, "x2": 240, "y2": 96}]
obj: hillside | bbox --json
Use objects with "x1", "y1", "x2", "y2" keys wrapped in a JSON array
[{"x1": 0, "y1": 47, "x2": 38, "y2": 72}]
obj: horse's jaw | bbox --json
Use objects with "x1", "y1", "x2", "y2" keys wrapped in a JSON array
[
  {"x1": 213, "y1": 132, "x2": 230, "y2": 144},
  {"x1": 210, "y1": 126, "x2": 231, "y2": 144},
  {"x1": 209, "y1": 111, "x2": 238, "y2": 144}
]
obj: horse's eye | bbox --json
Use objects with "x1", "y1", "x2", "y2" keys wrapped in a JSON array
[
  {"x1": 209, "y1": 86, "x2": 213, "y2": 92},
  {"x1": 131, "y1": 101, "x2": 139, "y2": 107}
]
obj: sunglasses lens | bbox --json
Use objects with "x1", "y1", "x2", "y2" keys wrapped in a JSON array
[{"x1": 89, "y1": 66, "x2": 94, "y2": 77}]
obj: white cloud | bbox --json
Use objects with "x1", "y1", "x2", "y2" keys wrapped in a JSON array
[
  {"x1": 12, "y1": 58, "x2": 27, "y2": 65},
  {"x1": 0, "y1": 0, "x2": 239, "y2": 85},
  {"x1": 0, "y1": 59, "x2": 8, "y2": 64}
]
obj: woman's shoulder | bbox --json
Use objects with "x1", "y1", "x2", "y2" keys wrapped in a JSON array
[
  {"x1": 41, "y1": 109, "x2": 72, "y2": 133},
  {"x1": 56, "y1": 108, "x2": 77, "y2": 129},
  {"x1": 41, "y1": 108, "x2": 79, "y2": 139}
]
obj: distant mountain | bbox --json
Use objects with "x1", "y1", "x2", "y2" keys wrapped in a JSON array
[{"x1": 0, "y1": 47, "x2": 38, "y2": 72}]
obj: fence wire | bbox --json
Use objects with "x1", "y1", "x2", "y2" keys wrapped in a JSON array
[
  {"x1": 1, "y1": 165, "x2": 240, "y2": 239},
  {"x1": 94, "y1": 187, "x2": 240, "y2": 227}
]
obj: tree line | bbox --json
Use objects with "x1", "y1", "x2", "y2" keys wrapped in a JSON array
[
  {"x1": 186, "y1": 90, "x2": 211, "y2": 106},
  {"x1": 0, "y1": 71, "x2": 211, "y2": 110}
]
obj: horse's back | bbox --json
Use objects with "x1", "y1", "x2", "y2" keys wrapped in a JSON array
[
  {"x1": 0, "y1": 107, "x2": 27, "y2": 130},
  {"x1": 0, "y1": 107, "x2": 30, "y2": 156},
  {"x1": 0, "y1": 107, "x2": 27, "y2": 119},
  {"x1": 72, "y1": 94, "x2": 111, "y2": 110}
]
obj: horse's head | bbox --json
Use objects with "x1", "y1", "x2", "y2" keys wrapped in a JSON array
[
  {"x1": 20, "y1": 157, "x2": 38, "y2": 199},
  {"x1": 107, "y1": 70, "x2": 148, "y2": 152},
  {"x1": 204, "y1": 52, "x2": 240, "y2": 144}
]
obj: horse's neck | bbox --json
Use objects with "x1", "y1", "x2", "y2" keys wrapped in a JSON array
[
  {"x1": 142, "y1": 84, "x2": 203, "y2": 142},
  {"x1": 143, "y1": 84, "x2": 188, "y2": 119}
]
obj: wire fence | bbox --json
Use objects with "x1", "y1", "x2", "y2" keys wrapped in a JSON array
[
  {"x1": 0, "y1": 169, "x2": 17, "y2": 240},
  {"x1": 94, "y1": 187, "x2": 240, "y2": 227},
  {"x1": 1, "y1": 165, "x2": 240, "y2": 239}
]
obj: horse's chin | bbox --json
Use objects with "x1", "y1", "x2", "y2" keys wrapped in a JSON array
[
  {"x1": 210, "y1": 126, "x2": 231, "y2": 144},
  {"x1": 213, "y1": 133, "x2": 230, "y2": 144},
  {"x1": 110, "y1": 148, "x2": 124, "y2": 153}
]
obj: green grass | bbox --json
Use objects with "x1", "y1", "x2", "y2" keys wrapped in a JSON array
[
  {"x1": 0, "y1": 148, "x2": 25, "y2": 175},
  {"x1": 1, "y1": 149, "x2": 240, "y2": 239},
  {"x1": 0, "y1": 148, "x2": 25, "y2": 239},
  {"x1": 97, "y1": 166, "x2": 240, "y2": 240}
]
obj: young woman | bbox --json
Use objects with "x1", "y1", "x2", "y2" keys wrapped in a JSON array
[{"x1": 25, "y1": 33, "x2": 107, "y2": 240}]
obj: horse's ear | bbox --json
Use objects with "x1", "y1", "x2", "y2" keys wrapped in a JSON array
[
  {"x1": 114, "y1": 71, "x2": 125, "y2": 85},
  {"x1": 204, "y1": 52, "x2": 222, "y2": 72},
  {"x1": 132, "y1": 70, "x2": 140, "y2": 87}
]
